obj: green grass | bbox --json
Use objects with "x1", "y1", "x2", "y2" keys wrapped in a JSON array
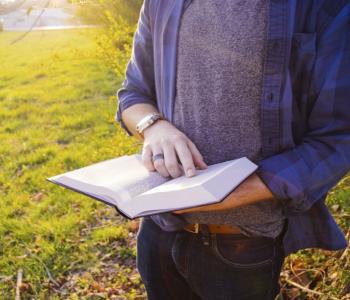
[
  {"x1": 0, "y1": 29, "x2": 143, "y2": 299},
  {"x1": 0, "y1": 29, "x2": 348, "y2": 299}
]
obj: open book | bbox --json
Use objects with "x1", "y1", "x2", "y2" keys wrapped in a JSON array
[{"x1": 47, "y1": 154, "x2": 258, "y2": 219}]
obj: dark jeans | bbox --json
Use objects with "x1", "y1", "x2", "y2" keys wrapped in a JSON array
[{"x1": 136, "y1": 217, "x2": 286, "y2": 300}]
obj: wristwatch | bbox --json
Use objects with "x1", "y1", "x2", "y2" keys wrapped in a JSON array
[{"x1": 136, "y1": 112, "x2": 163, "y2": 138}]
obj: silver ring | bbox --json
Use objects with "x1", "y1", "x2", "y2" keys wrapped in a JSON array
[{"x1": 152, "y1": 153, "x2": 164, "y2": 162}]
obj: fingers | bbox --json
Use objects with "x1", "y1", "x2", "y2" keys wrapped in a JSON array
[
  {"x1": 142, "y1": 143, "x2": 155, "y2": 171},
  {"x1": 163, "y1": 143, "x2": 183, "y2": 178},
  {"x1": 186, "y1": 139, "x2": 208, "y2": 169},
  {"x1": 141, "y1": 126, "x2": 208, "y2": 178},
  {"x1": 174, "y1": 138, "x2": 196, "y2": 177},
  {"x1": 151, "y1": 144, "x2": 170, "y2": 178}
]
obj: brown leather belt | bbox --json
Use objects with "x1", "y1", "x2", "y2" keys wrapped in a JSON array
[{"x1": 184, "y1": 223, "x2": 242, "y2": 234}]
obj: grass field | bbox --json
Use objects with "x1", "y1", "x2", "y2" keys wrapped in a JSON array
[
  {"x1": 0, "y1": 29, "x2": 349, "y2": 299},
  {"x1": 0, "y1": 29, "x2": 144, "y2": 299}
]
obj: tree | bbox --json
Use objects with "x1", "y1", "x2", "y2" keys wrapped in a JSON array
[{"x1": 73, "y1": 0, "x2": 142, "y2": 77}]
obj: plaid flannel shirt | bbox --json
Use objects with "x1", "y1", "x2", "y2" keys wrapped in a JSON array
[{"x1": 116, "y1": 0, "x2": 350, "y2": 255}]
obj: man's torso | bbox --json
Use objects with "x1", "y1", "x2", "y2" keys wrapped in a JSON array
[{"x1": 171, "y1": 0, "x2": 285, "y2": 238}]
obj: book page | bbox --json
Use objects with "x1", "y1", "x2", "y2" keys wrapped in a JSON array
[
  {"x1": 125, "y1": 157, "x2": 258, "y2": 218},
  {"x1": 50, "y1": 154, "x2": 169, "y2": 203},
  {"x1": 108, "y1": 167, "x2": 169, "y2": 202},
  {"x1": 141, "y1": 159, "x2": 235, "y2": 194}
]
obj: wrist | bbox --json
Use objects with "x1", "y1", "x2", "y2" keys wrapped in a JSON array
[
  {"x1": 136, "y1": 112, "x2": 164, "y2": 139},
  {"x1": 143, "y1": 119, "x2": 168, "y2": 138}
]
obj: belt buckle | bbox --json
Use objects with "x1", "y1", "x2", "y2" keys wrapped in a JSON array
[{"x1": 187, "y1": 223, "x2": 200, "y2": 234}]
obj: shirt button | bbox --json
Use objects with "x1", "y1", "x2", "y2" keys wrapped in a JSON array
[{"x1": 268, "y1": 93, "x2": 274, "y2": 103}]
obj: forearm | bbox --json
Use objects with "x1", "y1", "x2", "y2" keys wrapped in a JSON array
[
  {"x1": 174, "y1": 173, "x2": 276, "y2": 214},
  {"x1": 121, "y1": 103, "x2": 160, "y2": 140},
  {"x1": 219, "y1": 173, "x2": 276, "y2": 210}
]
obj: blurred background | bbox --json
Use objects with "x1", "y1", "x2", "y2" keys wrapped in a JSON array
[{"x1": 0, "y1": 0, "x2": 349, "y2": 299}]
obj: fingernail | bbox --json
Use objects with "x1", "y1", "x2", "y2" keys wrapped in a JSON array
[{"x1": 186, "y1": 169, "x2": 195, "y2": 177}]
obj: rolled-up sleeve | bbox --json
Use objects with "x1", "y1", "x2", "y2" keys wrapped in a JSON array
[
  {"x1": 257, "y1": 3, "x2": 350, "y2": 216},
  {"x1": 115, "y1": 0, "x2": 157, "y2": 136}
]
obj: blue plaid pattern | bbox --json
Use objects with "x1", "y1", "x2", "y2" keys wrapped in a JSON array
[{"x1": 116, "y1": 0, "x2": 349, "y2": 255}]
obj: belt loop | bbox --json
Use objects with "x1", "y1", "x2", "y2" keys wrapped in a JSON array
[{"x1": 200, "y1": 224, "x2": 210, "y2": 246}]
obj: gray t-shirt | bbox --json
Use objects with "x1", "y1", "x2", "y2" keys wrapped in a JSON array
[{"x1": 172, "y1": 0, "x2": 285, "y2": 238}]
